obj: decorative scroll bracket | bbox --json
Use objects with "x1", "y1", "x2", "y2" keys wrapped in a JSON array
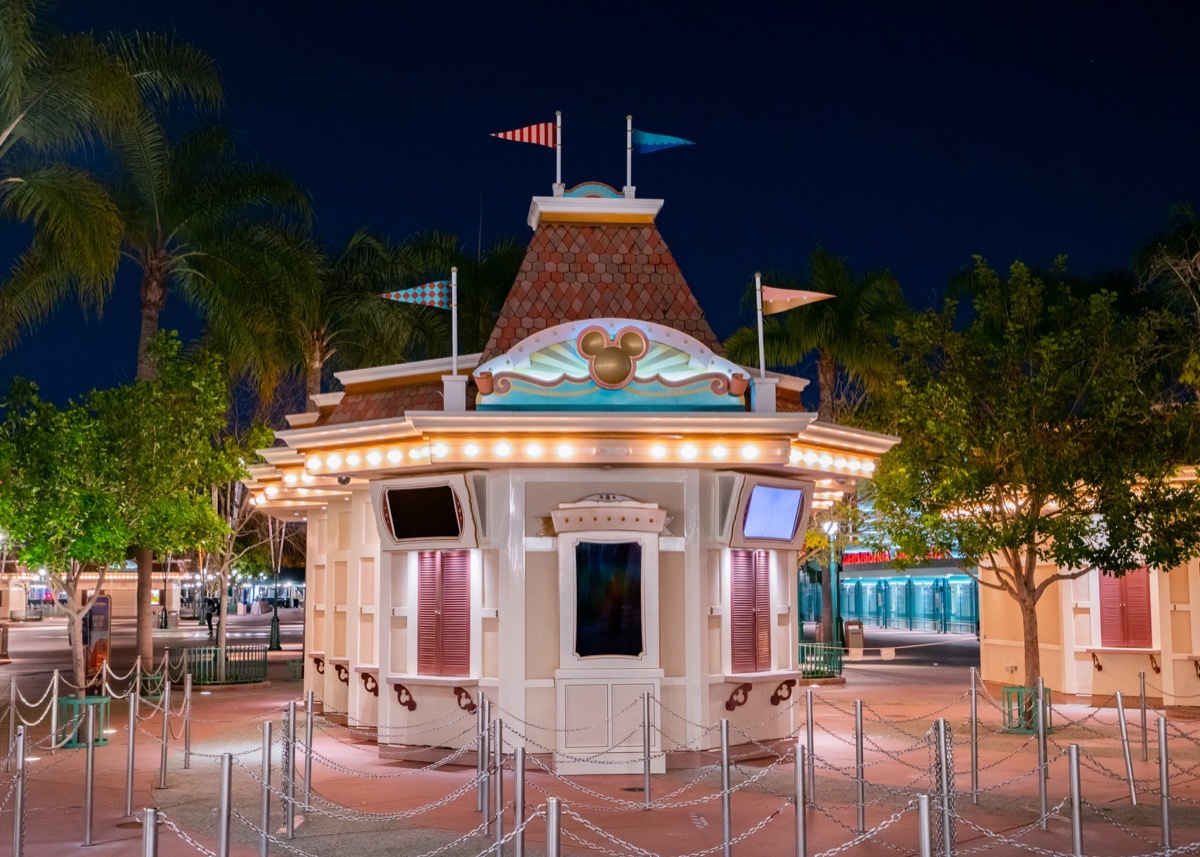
[
  {"x1": 313, "y1": 656, "x2": 325, "y2": 675},
  {"x1": 394, "y1": 683, "x2": 417, "y2": 711},
  {"x1": 1091, "y1": 652, "x2": 1102, "y2": 672},
  {"x1": 361, "y1": 672, "x2": 379, "y2": 697},
  {"x1": 334, "y1": 663, "x2": 349, "y2": 684},
  {"x1": 725, "y1": 682, "x2": 753, "y2": 712},
  {"x1": 454, "y1": 686, "x2": 477, "y2": 714},
  {"x1": 1149, "y1": 653, "x2": 1161, "y2": 675},
  {"x1": 770, "y1": 679, "x2": 797, "y2": 706}
]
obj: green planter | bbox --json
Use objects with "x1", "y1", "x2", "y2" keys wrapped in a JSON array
[
  {"x1": 1002, "y1": 685, "x2": 1053, "y2": 734},
  {"x1": 57, "y1": 695, "x2": 110, "y2": 748},
  {"x1": 798, "y1": 643, "x2": 844, "y2": 678}
]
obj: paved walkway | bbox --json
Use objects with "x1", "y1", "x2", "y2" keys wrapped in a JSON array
[{"x1": 3, "y1": 641, "x2": 1200, "y2": 855}]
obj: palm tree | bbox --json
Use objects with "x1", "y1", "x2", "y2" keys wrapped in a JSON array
[
  {"x1": 1136, "y1": 203, "x2": 1200, "y2": 388},
  {"x1": 0, "y1": 4, "x2": 222, "y2": 352},
  {"x1": 724, "y1": 246, "x2": 907, "y2": 423}
]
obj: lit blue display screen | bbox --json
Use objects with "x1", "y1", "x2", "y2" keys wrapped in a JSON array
[{"x1": 742, "y1": 485, "x2": 805, "y2": 541}]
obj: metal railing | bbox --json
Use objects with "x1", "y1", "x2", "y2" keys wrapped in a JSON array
[
  {"x1": 797, "y1": 642, "x2": 843, "y2": 678},
  {"x1": 179, "y1": 645, "x2": 268, "y2": 686}
]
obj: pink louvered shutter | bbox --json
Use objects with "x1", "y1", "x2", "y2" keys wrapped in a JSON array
[
  {"x1": 438, "y1": 551, "x2": 471, "y2": 675},
  {"x1": 1098, "y1": 573, "x2": 1125, "y2": 647},
  {"x1": 731, "y1": 550, "x2": 757, "y2": 673},
  {"x1": 754, "y1": 550, "x2": 771, "y2": 671},
  {"x1": 417, "y1": 551, "x2": 441, "y2": 674},
  {"x1": 1123, "y1": 568, "x2": 1152, "y2": 648}
]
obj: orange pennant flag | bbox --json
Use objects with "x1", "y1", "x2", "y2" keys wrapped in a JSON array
[{"x1": 761, "y1": 286, "x2": 834, "y2": 315}]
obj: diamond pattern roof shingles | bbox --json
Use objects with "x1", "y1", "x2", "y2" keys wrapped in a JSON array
[
  {"x1": 480, "y1": 222, "x2": 722, "y2": 363},
  {"x1": 321, "y1": 382, "x2": 465, "y2": 425}
]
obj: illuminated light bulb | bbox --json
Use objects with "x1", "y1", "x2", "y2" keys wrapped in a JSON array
[
  {"x1": 650, "y1": 444, "x2": 667, "y2": 460},
  {"x1": 494, "y1": 441, "x2": 513, "y2": 458},
  {"x1": 834, "y1": 457, "x2": 847, "y2": 469},
  {"x1": 525, "y1": 442, "x2": 543, "y2": 458},
  {"x1": 409, "y1": 447, "x2": 425, "y2": 460},
  {"x1": 556, "y1": 443, "x2": 574, "y2": 459},
  {"x1": 248, "y1": 494, "x2": 258, "y2": 506},
  {"x1": 711, "y1": 445, "x2": 728, "y2": 460},
  {"x1": 366, "y1": 450, "x2": 383, "y2": 467},
  {"x1": 680, "y1": 443, "x2": 699, "y2": 461},
  {"x1": 464, "y1": 443, "x2": 481, "y2": 458},
  {"x1": 301, "y1": 473, "x2": 314, "y2": 484},
  {"x1": 325, "y1": 453, "x2": 343, "y2": 471},
  {"x1": 307, "y1": 455, "x2": 323, "y2": 471},
  {"x1": 740, "y1": 444, "x2": 759, "y2": 460},
  {"x1": 789, "y1": 449, "x2": 802, "y2": 465},
  {"x1": 387, "y1": 448, "x2": 403, "y2": 464},
  {"x1": 802, "y1": 451, "x2": 819, "y2": 465},
  {"x1": 283, "y1": 473, "x2": 298, "y2": 485},
  {"x1": 818, "y1": 454, "x2": 833, "y2": 468},
  {"x1": 431, "y1": 443, "x2": 449, "y2": 459},
  {"x1": 863, "y1": 460, "x2": 876, "y2": 473},
  {"x1": 298, "y1": 488, "x2": 309, "y2": 496},
  {"x1": 847, "y1": 458, "x2": 862, "y2": 471},
  {"x1": 264, "y1": 485, "x2": 279, "y2": 497},
  {"x1": 345, "y1": 452, "x2": 362, "y2": 467}
]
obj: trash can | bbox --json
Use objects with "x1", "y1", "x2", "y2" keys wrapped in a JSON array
[
  {"x1": 843, "y1": 619, "x2": 865, "y2": 660},
  {"x1": 57, "y1": 696, "x2": 110, "y2": 747},
  {"x1": 167, "y1": 610, "x2": 179, "y2": 629}
]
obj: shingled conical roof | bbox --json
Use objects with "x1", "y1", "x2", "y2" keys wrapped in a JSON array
[{"x1": 479, "y1": 191, "x2": 722, "y2": 363}]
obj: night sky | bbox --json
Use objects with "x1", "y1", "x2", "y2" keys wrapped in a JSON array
[{"x1": 5, "y1": 2, "x2": 1200, "y2": 403}]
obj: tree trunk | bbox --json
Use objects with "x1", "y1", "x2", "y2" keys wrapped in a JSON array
[
  {"x1": 135, "y1": 548, "x2": 154, "y2": 668},
  {"x1": 816, "y1": 352, "x2": 837, "y2": 423},
  {"x1": 819, "y1": 562, "x2": 834, "y2": 645},
  {"x1": 305, "y1": 355, "x2": 322, "y2": 412},
  {"x1": 1015, "y1": 568, "x2": 1042, "y2": 729},
  {"x1": 67, "y1": 608, "x2": 88, "y2": 700}
]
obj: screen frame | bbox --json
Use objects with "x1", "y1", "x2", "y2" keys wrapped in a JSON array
[
  {"x1": 371, "y1": 473, "x2": 479, "y2": 550},
  {"x1": 728, "y1": 474, "x2": 814, "y2": 550}
]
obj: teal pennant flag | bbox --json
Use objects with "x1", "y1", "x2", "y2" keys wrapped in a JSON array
[{"x1": 631, "y1": 128, "x2": 696, "y2": 155}]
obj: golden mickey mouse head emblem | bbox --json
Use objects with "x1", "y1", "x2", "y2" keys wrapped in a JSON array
[{"x1": 576, "y1": 325, "x2": 649, "y2": 390}]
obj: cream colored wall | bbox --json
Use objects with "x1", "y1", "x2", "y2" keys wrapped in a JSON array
[
  {"x1": 525, "y1": 552, "x2": 559, "y2": 679},
  {"x1": 978, "y1": 559, "x2": 1066, "y2": 690},
  {"x1": 659, "y1": 552, "x2": 686, "y2": 677}
]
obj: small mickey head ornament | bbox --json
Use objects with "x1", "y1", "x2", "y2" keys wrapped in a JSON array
[{"x1": 576, "y1": 325, "x2": 649, "y2": 390}]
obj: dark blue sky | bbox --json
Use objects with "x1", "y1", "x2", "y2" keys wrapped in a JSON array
[{"x1": 5, "y1": 2, "x2": 1200, "y2": 403}]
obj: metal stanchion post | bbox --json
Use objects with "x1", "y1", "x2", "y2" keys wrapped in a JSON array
[
  {"x1": 936, "y1": 719, "x2": 952, "y2": 857},
  {"x1": 84, "y1": 703, "x2": 96, "y2": 846},
  {"x1": 285, "y1": 701, "x2": 296, "y2": 839},
  {"x1": 721, "y1": 719, "x2": 732, "y2": 857},
  {"x1": 50, "y1": 670, "x2": 59, "y2": 753},
  {"x1": 1159, "y1": 716, "x2": 1170, "y2": 851},
  {"x1": 805, "y1": 689, "x2": 815, "y2": 805},
  {"x1": 970, "y1": 668, "x2": 979, "y2": 805},
  {"x1": 158, "y1": 680, "x2": 171, "y2": 789},
  {"x1": 795, "y1": 742, "x2": 807, "y2": 857},
  {"x1": 183, "y1": 675, "x2": 192, "y2": 770},
  {"x1": 218, "y1": 753, "x2": 233, "y2": 857},
  {"x1": 855, "y1": 699, "x2": 865, "y2": 834},
  {"x1": 304, "y1": 690, "x2": 314, "y2": 811},
  {"x1": 1036, "y1": 678, "x2": 1047, "y2": 830},
  {"x1": 514, "y1": 746, "x2": 526, "y2": 857},
  {"x1": 476, "y1": 692, "x2": 485, "y2": 812},
  {"x1": 494, "y1": 718, "x2": 504, "y2": 854},
  {"x1": 126, "y1": 692, "x2": 138, "y2": 816},
  {"x1": 142, "y1": 807, "x2": 158, "y2": 857},
  {"x1": 546, "y1": 797, "x2": 561, "y2": 857},
  {"x1": 1115, "y1": 691, "x2": 1137, "y2": 805},
  {"x1": 260, "y1": 721, "x2": 272, "y2": 857},
  {"x1": 481, "y1": 698, "x2": 491, "y2": 836},
  {"x1": 642, "y1": 691, "x2": 652, "y2": 809},
  {"x1": 1068, "y1": 744, "x2": 1082, "y2": 857},
  {"x1": 13, "y1": 725, "x2": 25, "y2": 857},
  {"x1": 917, "y1": 794, "x2": 932, "y2": 857},
  {"x1": 6, "y1": 674, "x2": 16, "y2": 773},
  {"x1": 1139, "y1": 671, "x2": 1148, "y2": 762}
]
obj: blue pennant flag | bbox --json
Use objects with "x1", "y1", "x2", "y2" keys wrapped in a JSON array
[{"x1": 631, "y1": 128, "x2": 696, "y2": 155}]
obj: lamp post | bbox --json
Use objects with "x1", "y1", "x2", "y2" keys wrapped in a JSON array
[
  {"x1": 822, "y1": 520, "x2": 842, "y2": 648},
  {"x1": 268, "y1": 518, "x2": 285, "y2": 652}
]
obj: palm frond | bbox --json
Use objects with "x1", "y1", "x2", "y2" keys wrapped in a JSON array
[{"x1": 105, "y1": 30, "x2": 222, "y2": 112}]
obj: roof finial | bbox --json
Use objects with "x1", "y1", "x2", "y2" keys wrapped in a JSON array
[
  {"x1": 553, "y1": 111, "x2": 564, "y2": 197},
  {"x1": 623, "y1": 115, "x2": 636, "y2": 199}
]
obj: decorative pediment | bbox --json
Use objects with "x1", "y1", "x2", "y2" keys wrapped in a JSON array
[{"x1": 474, "y1": 319, "x2": 749, "y2": 411}]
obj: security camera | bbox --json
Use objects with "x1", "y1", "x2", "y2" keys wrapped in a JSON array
[{"x1": 337, "y1": 475, "x2": 351, "y2": 486}]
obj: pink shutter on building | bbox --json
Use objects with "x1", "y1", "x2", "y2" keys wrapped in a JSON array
[
  {"x1": 439, "y1": 551, "x2": 472, "y2": 675},
  {"x1": 417, "y1": 551, "x2": 441, "y2": 674},
  {"x1": 1123, "y1": 568, "x2": 1152, "y2": 648},
  {"x1": 753, "y1": 550, "x2": 771, "y2": 671},
  {"x1": 731, "y1": 550, "x2": 757, "y2": 673}
]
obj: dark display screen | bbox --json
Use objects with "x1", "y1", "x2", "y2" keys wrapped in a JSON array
[{"x1": 384, "y1": 485, "x2": 463, "y2": 540}]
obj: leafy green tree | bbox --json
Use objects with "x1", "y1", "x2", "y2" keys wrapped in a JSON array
[
  {"x1": 869, "y1": 258, "x2": 1200, "y2": 691},
  {"x1": 1136, "y1": 202, "x2": 1200, "y2": 388},
  {"x1": 0, "y1": 3, "x2": 222, "y2": 353},
  {"x1": 723, "y1": 247, "x2": 907, "y2": 423}
]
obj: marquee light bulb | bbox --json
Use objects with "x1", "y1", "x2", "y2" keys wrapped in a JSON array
[
  {"x1": 366, "y1": 450, "x2": 382, "y2": 467},
  {"x1": 650, "y1": 444, "x2": 667, "y2": 460},
  {"x1": 464, "y1": 443, "x2": 481, "y2": 458},
  {"x1": 387, "y1": 448, "x2": 403, "y2": 464},
  {"x1": 264, "y1": 486, "x2": 279, "y2": 497},
  {"x1": 680, "y1": 443, "x2": 698, "y2": 460},
  {"x1": 494, "y1": 442, "x2": 512, "y2": 457},
  {"x1": 301, "y1": 473, "x2": 315, "y2": 484},
  {"x1": 556, "y1": 443, "x2": 574, "y2": 459},
  {"x1": 802, "y1": 451, "x2": 818, "y2": 465},
  {"x1": 431, "y1": 443, "x2": 449, "y2": 459},
  {"x1": 345, "y1": 452, "x2": 362, "y2": 467},
  {"x1": 711, "y1": 445, "x2": 728, "y2": 460},
  {"x1": 325, "y1": 453, "x2": 343, "y2": 471},
  {"x1": 740, "y1": 444, "x2": 759, "y2": 460},
  {"x1": 283, "y1": 473, "x2": 298, "y2": 485},
  {"x1": 307, "y1": 455, "x2": 323, "y2": 471},
  {"x1": 525, "y1": 442, "x2": 543, "y2": 458},
  {"x1": 818, "y1": 454, "x2": 833, "y2": 468},
  {"x1": 409, "y1": 447, "x2": 425, "y2": 460}
]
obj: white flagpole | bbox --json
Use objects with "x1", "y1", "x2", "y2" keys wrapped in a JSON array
[
  {"x1": 451, "y1": 267, "x2": 459, "y2": 376},
  {"x1": 555, "y1": 111, "x2": 563, "y2": 194},
  {"x1": 755, "y1": 271, "x2": 766, "y2": 379},
  {"x1": 625, "y1": 115, "x2": 633, "y2": 196}
]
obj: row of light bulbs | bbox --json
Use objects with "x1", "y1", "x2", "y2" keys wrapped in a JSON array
[{"x1": 790, "y1": 448, "x2": 876, "y2": 473}]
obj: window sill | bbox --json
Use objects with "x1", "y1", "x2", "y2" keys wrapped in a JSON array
[
  {"x1": 354, "y1": 664, "x2": 378, "y2": 673},
  {"x1": 1083, "y1": 647, "x2": 1159, "y2": 655},
  {"x1": 715, "y1": 670, "x2": 802, "y2": 685},
  {"x1": 386, "y1": 674, "x2": 477, "y2": 687}
]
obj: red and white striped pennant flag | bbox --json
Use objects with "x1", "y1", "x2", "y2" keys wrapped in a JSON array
[{"x1": 490, "y1": 121, "x2": 556, "y2": 148}]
